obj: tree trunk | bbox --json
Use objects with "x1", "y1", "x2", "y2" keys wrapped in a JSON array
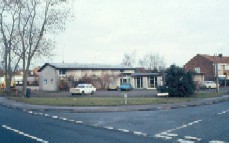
[
  {"x1": 22, "y1": 71, "x2": 28, "y2": 97},
  {"x1": 22, "y1": 51, "x2": 26, "y2": 96},
  {"x1": 4, "y1": 45, "x2": 12, "y2": 96},
  {"x1": 22, "y1": 55, "x2": 32, "y2": 97}
]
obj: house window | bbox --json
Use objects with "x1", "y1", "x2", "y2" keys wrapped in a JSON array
[
  {"x1": 225, "y1": 65, "x2": 229, "y2": 70},
  {"x1": 218, "y1": 65, "x2": 222, "y2": 70},
  {"x1": 194, "y1": 67, "x2": 201, "y2": 73}
]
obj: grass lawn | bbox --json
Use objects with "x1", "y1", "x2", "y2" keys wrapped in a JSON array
[
  {"x1": 11, "y1": 97, "x2": 194, "y2": 106},
  {"x1": 193, "y1": 92, "x2": 222, "y2": 98},
  {"x1": 10, "y1": 93, "x2": 221, "y2": 106}
]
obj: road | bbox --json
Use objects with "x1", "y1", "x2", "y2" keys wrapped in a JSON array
[
  {"x1": 0, "y1": 101, "x2": 228, "y2": 143},
  {"x1": 0, "y1": 105, "x2": 162, "y2": 143}
]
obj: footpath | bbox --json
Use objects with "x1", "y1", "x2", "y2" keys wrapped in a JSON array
[{"x1": 0, "y1": 95, "x2": 229, "y2": 113}]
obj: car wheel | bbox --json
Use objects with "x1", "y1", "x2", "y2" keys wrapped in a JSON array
[
  {"x1": 71, "y1": 93, "x2": 75, "y2": 96},
  {"x1": 91, "y1": 91, "x2": 94, "y2": 95},
  {"x1": 82, "y1": 91, "x2": 85, "y2": 95}
]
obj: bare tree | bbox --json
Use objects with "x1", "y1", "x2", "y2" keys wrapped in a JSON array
[
  {"x1": 121, "y1": 50, "x2": 136, "y2": 67},
  {"x1": 97, "y1": 73, "x2": 118, "y2": 89},
  {"x1": 0, "y1": 0, "x2": 73, "y2": 96},
  {"x1": 0, "y1": 0, "x2": 21, "y2": 95},
  {"x1": 138, "y1": 53, "x2": 166, "y2": 71}
]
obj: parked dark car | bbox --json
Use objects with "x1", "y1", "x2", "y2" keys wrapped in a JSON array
[{"x1": 119, "y1": 83, "x2": 133, "y2": 91}]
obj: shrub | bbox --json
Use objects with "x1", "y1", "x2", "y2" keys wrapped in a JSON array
[{"x1": 165, "y1": 65, "x2": 195, "y2": 97}]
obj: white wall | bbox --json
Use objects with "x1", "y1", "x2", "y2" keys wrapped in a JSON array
[
  {"x1": 39, "y1": 66, "x2": 58, "y2": 91},
  {"x1": 142, "y1": 77, "x2": 148, "y2": 89}
]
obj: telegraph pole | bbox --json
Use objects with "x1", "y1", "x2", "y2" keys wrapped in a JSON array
[
  {"x1": 215, "y1": 63, "x2": 219, "y2": 95},
  {"x1": 214, "y1": 54, "x2": 219, "y2": 95}
]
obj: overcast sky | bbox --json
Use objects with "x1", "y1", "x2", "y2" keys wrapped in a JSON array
[{"x1": 47, "y1": 0, "x2": 229, "y2": 67}]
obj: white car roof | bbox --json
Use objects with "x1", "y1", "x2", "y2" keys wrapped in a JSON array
[{"x1": 78, "y1": 84, "x2": 92, "y2": 86}]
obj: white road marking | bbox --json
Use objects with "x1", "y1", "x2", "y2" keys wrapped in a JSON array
[
  {"x1": 184, "y1": 136, "x2": 202, "y2": 141},
  {"x1": 133, "y1": 131, "x2": 147, "y2": 136},
  {"x1": 44, "y1": 114, "x2": 50, "y2": 117},
  {"x1": 182, "y1": 125, "x2": 188, "y2": 128},
  {"x1": 75, "y1": 121, "x2": 83, "y2": 124},
  {"x1": 155, "y1": 132, "x2": 177, "y2": 139},
  {"x1": 104, "y1": 126, "x2": 114, "y2": 130},
  {"x1": 166, "y1": 133, "x2": 178, "y2": 137},
  {"x1": 52, "y1": 116, "x2": 58, "y2": 119},
  {"x1": 155, "y1": 120, "x2": 202, "y2": 141},
  {"x1": 217, "y1": 109, "x2": 229, "y2": 115},
  {"x1": 28, "y1": 111, "x2": 33, "y2": 114},
  {"x1": 59, "y1": 117, "x2": 67, "y2": 121},
  {"x1": 2, "y1": 125, "x2": 48, "y2": 143},
  {"x1": 67, "y1": 119, "x2": 75, "y2": 122},
  {"x1": 155, "y1": 134, "x2": 172, "y2": 140},
  {"x1": 161, "y1": 132, "x2": 168, "y2": 134},
  {"x1": 118, "y1": 129, "x2": 129, "y2": 133},
  {"x1": 193, "y1": 120, "x2": 202, "y2": 123},
  {"x1": 177, "y1": 139, "x2": 195, "y2": 143},
  {"x1": 167, "y1": 129, "x2": 176, "y2": 133},
  {"x1": 209, "y1": 141, "x2": 227, "y2": 143}
]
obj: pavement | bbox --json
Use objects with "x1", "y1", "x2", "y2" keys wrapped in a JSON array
[{"x1": 0, "y1": 95, "x2": 229, "y2": 113}]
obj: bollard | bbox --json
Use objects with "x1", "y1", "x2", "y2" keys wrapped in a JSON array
[{"x1": 123, "y1": 93, "x2": 128, "y2": 105}]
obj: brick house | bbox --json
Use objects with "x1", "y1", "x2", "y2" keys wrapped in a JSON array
[{"x1": 184, "y1": 54, "x2": 229, "y2": 85}]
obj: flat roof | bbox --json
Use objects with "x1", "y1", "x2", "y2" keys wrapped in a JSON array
[{"x1": 131, "y1": 73, "x2": 160, "y2": 77}]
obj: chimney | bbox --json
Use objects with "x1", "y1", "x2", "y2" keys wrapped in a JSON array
[{"x1": 218, "y1": 54, "x2": 223, "y2": 59}]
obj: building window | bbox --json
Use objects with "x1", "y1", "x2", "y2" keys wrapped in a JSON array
[
  {"x1": 60, "y1": 70, "x2": 66, "y2": 75},
  {"x1": 147, "y1": 76, "x2": 157, "y2": 88},
  {"x1": 194, "y1": 67, "x2": 201, "y2": 73},
  {"x1": 218, "y1": 65, "x2": 222, "y2": 70},
  {"x1": 225, "y1": 65, "x2": 229, "y2": 70}
]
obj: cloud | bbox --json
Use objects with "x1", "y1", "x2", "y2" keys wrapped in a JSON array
[{"x1": 50, "y1": 0, "x2": 229, "y2": 67}]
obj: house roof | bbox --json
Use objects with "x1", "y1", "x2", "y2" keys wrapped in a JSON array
[
  {"x1": 198, "y1": 54, "x2": 229, "y2": 63},
  {"x1": 38, "y1": 63, "x2": 136, "y2": 72}
]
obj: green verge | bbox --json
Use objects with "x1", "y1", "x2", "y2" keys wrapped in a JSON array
[
  {"x1": 193, "y1": 93, "x2": 222, "y2": 98},
  {"x1": 11, "y1": 97, "x2": 193, "y2": 106},
  {"x1": 10, "y1": 93, "x2": 221, "y2": 106}
]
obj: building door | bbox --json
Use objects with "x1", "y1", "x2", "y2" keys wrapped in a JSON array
[{"x1": 136, "y1": 77, "x2": 143, "y2": 88}]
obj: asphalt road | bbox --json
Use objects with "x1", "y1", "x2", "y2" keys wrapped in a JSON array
[
  {"x1": 0, "y1": 105, "x2": 165, "y2": 143},
  {"x1": 42, "y1": 101, "x2": 229, "y2": 143},
  {"x1": 0, "y1": 101, "x2": 229, "y2": 143}
]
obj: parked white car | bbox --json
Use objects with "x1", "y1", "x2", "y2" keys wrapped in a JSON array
[
  {"x1": 200, "y1": 81, "x2": 218, "y2": 89},
  {"x1": 70, "y1": 84, "x2": 96, "y2": 95}
]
